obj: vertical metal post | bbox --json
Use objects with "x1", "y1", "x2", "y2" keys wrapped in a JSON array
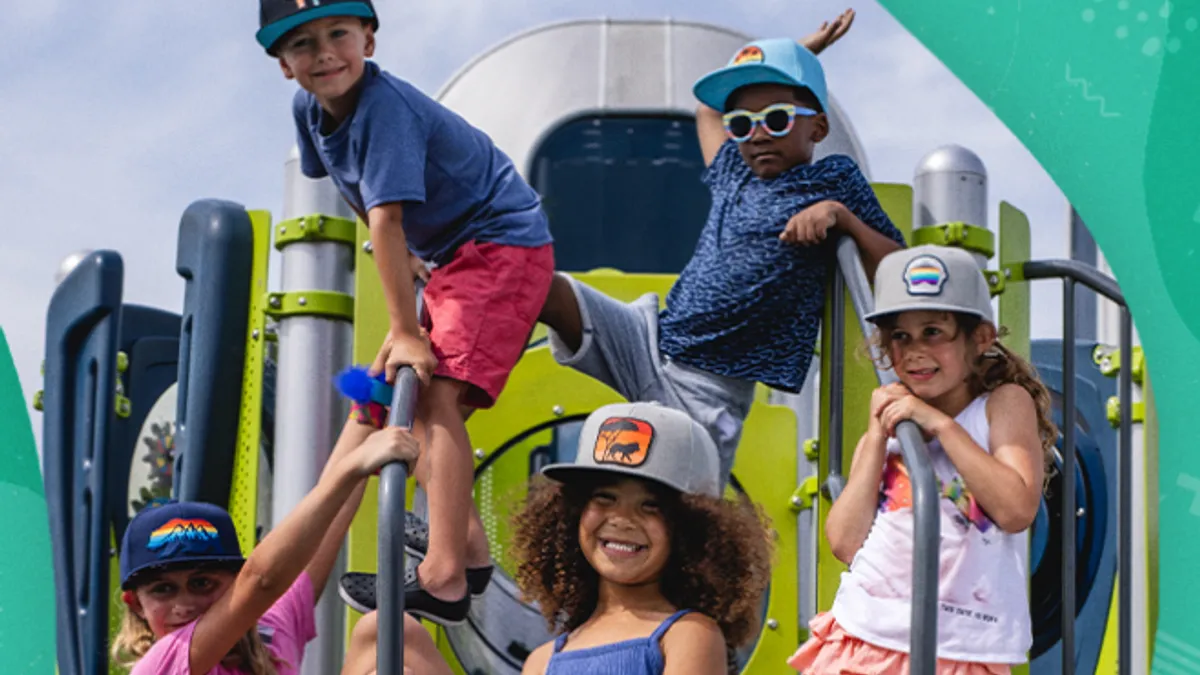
[
  {"x1": 274, "y1": 152, "x2": 357, "y2": 675},
  {"x1": 824, "y1": 266, "x2": 846, "y2": 501},
  {"x1": 1118, "y1": 308, "x2": 1133, "y2": 675},
  {"x1": 378, "y1": 368, "x2": 419, "y2": 675},
  {"x1": 1061, "y1": 280, "x2": 1077, "y2": 675}
]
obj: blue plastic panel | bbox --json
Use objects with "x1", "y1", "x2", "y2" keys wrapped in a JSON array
[
  {"x1": 173, "y1": 200, "x2": 253, "y2": 506},
  {"x1": 42, "y1": 250, "x2": 124, "y2": 675}
]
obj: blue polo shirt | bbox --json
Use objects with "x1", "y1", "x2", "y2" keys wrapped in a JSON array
[
  {"x1": 293, "y1": 61, "x2": 552, "y2": 265},
  {"x1": 658, "y1": 142, "x2": 906, "y2": 393}
]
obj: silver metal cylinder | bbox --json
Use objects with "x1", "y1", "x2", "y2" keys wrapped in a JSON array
[
  {"x1": 912, "y1": 145, "x2": 989, "y2": 268},
  {"x1": 274, "y1": 149, "x2": 356, "y2": 675}
]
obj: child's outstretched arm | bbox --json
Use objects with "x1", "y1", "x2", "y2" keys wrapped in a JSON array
[
  {"x1": 368, "y1": 203, "x2": 438, "y2": 384},
  {"x1": 186, "y1": 427, "x2": 417, "y2": 674},
  {"x1": 304, "y1": 418, "x2": 400, "y2": 598},
  {"x1": 695, "y1": 9, "x2": 857, "y2": 166},
  {"x1": 878, "y1": 383, "x2": 1044, "y2": 532},
  {"x1": 661, "y1": 613, "x2": 728, "y2": 674}
]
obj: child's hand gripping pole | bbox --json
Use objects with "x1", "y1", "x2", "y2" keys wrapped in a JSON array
[{"x1": 377, "y1": 279, "x2": 426, "y2": 675}]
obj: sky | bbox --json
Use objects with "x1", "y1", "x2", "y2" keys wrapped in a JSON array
[{"x1": 1, "y1": 0, "x2": 1083, "y2": 445}]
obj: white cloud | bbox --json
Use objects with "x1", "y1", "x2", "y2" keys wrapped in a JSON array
[{"x1": 3, "y1": 0, "x2": 1083, "y2": 449}]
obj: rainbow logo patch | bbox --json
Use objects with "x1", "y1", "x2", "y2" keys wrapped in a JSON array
[
  {"x1": 147, "y1": 518, "x2": 224, "y2": 559},
  {"x1": 903, "y1": 255, "x2": 948, "y2": 296},
  {"x1": 732, "y1": 46, "x2": 764, "y2": 66}
]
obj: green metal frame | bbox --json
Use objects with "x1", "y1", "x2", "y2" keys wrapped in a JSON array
[
  {"x1": 911, "y1": 221, "x2": 996, "y2": 259},
  {"x1": 263, "y1": 290, "x2": 355, "y2": 322},
  {"x1": 274, "y1": 214, "x2": 358, "y2": 250}
]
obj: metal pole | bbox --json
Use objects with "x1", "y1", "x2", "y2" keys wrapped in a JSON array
[
  {"x1": 1118, "y1": 308, "x2": 1133, "y2": 675},
  {"x1": 378, "y1": 369, "x2": 418, "y2": 675},
  {"x1": 1061, "y1": 280, "x2": 1077, "y2": 675},
  {"x1": 825, "y1": 265, "x2": 846, "y2": 501},
  {"x1": 275, "y1": 152, "x2": 357, "y2": 675}
]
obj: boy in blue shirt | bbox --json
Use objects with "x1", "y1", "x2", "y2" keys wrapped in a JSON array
[
  {"x1": 257, "y1": 0, "x2": 553, "y2": 626},
  {"x1": 539, "y1": 14, "x2": 907, "y2": 486}
]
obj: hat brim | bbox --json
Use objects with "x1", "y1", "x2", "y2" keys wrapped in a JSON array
[
  {"x1": 864, "y1": 303, "x2": 993, "y2": 324},
  {"x1": 121, "y1": 555, "x2": 246, "y2": 590},
  {"x1": 693, "y1": 64, "x2": 815, "y2": 112},
  {"x1": 541, "y1": 463, "x2": 686, "y2": 495},
  {"x1": 257, "y1": 3, "x2": 377, "y2": 53}
]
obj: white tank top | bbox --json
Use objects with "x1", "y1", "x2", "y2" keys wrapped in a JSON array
[{"x1": 830, "y1": 394, "x2": 1031, "y2": 664}]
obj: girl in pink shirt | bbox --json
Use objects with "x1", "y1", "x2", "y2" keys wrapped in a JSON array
[{"x1": 111, "y1": 413, "x2": 418, "y2": 675}]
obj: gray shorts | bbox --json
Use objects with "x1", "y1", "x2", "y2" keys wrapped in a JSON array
[{"x1": 547, "y1": 276, "x2": 756, "y2": 486}]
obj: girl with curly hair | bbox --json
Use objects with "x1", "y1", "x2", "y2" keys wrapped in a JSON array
[
  {"x1": 790, "y1": 246, "x2": 1058, "y2": 674},
  {"x1": 512, "y1": 401, "x2": 773, "y2": 675}
]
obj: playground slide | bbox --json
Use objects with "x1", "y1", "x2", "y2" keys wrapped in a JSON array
[{"x1": 0, "y1": 328, "x2": 55, "y2": 673}]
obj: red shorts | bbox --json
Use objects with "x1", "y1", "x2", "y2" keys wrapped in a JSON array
[{"x1": 423, "y1": 240, "x2": 554, "y2": 409}]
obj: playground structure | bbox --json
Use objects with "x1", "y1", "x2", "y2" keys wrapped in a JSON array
[{"x1": 6, "y1": 12, "x2": 1184, "y2": 675}]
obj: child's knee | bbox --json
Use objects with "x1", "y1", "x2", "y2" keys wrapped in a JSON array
[
  {"x1": 419, "y1": 379, "x2": 470, "y2": 418},
  {"x1": 350, "y1": 611, "x2": 379, "y2": 646}
]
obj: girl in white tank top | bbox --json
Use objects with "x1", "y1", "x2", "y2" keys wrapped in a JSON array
[{"x1": 789, "y1": 245, "x2": 1058, "y2": 675}]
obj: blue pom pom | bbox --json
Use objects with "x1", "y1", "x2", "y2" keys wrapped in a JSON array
[{"x1": 334, "y1": 366, "x2": 376, "y2": 403}]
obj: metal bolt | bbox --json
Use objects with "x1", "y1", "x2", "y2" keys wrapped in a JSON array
[
  {"x1": 280, "y1": 226, "x2": 287, "y2": 235},
  {"x1": 1076, "y1": 507, "x2": 1086, "y2": 517},
  {"x1": 474, "y1": 448, "x2": 486, "y2": 459},
  {"x1": 791, "y1": 495, "x2": 803, "y2": 507},
  {"x1": 552, "y1": 405, "x2": 565, "y2": 416},
  {"x1": 363, "y1": 241, "x2": 374, "y2": 253},
  {"x1": 252, "y1": 329, "x2": 260, "y2": 339},
  {"x1": 298, "y1": 296, "x2": 308, "y2": 306},
  {"x1": 1005, "y1": 268, "x2": 1013, "y2": 279},
  {"x1": 988, "y1": 273, "x2": 999, "y2": 285},
  {"x1": 269, "y1": 296, "x2": 281, "y2": 308},
  {"x1": 766, "y1": 619, "x2": 779, "y2": 630}
]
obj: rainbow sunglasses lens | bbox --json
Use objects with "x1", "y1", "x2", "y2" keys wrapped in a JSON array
[{"x1": 722, "y1": 103, "x2": 818, "y2": 142}]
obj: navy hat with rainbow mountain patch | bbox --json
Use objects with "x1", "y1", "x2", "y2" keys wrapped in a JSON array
[
  {"x1": 119, "y1": 501, "x2": 245, "y2": 589},
  {"x1": 257, "y1": 0, "x2": 379, "y2": 55}
]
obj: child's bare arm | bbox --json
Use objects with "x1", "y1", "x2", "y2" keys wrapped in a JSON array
[
  {"x1": 520, "y1": 641, "x2": 553, "y2": 675},
  {"x1": 368, "y1": 203, "x2": 437, "y2": 383},
  {"x1": 799, "y1": 9, "x2": 856, "y2": 56},
  {"x1": 188, "y1": 429, "x2": 414, "y2": 674},
  {"x1": 824, "y1": 428, "x2": 888, "y2": 564},
  {"x1": 661, "y1": 613, "x2": 727, "y2": 674},
  {"x1": 831, "y1": 203, "x2": 903, "y2": 281}
]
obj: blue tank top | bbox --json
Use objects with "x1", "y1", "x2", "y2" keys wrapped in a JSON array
[{"x1": 545, "y1": 610, "x2": 695, "y2": 675}]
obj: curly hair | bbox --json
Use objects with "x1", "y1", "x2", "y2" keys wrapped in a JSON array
[
  {"x1": 870, "y1": 311, "x2": 1059, "y2": 481},
  {"x1": 510, "y1": 475, "x2": 774, "y2": 660}
]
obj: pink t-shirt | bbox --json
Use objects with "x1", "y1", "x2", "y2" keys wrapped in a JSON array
[{"x1": 131, "y1": 571, "x2": 317, "y2": 675}]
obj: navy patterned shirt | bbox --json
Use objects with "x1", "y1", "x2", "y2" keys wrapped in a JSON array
[{"x1": 658, "y1": 141, "x2": 906, "y2": 393}]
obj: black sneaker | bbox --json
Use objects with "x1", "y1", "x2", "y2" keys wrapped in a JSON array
[
  {"x1": 338, "y1": 564, "x2": 494, "y2": 613},
  {"x1": 404, "y1": 560, "x2": 470, "y2": 627},
  {"x1": 400, "y1": 510, "x2": 430, "y2": 558}
]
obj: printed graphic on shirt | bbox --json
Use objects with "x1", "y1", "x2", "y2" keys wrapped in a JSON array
[
  {"x1": 147, "y1": 518, "x2": 226, "y2": 558},
  {"x1": 878, "y1": 454, "x2": 994, "y2": 533},
  {"x1": 593, "y1": 417, "x2": 654, "y2": 467}
]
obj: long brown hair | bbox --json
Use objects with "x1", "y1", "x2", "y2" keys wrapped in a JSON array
[{"x1": 871, "y1": 312, "x2": 1059, "y2": 480}]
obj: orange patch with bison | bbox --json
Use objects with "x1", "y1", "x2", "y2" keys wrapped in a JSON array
[{"x1": 592, "y1": 417, "x2": 654, "y2": 467}]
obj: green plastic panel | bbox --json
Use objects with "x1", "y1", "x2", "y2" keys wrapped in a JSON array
[
  {"x1": 230, "y1": 209, "x2": 272, "y2": 554},
  {"x1": 998, "y1": 201, "x2": 1031, "y2": 359},
  {"x1": 0, "y1": 328, "x2": 55, "y2": 673},
  {"x1": 871, "y1": 1, "x2": 1198, "y2": 663}
]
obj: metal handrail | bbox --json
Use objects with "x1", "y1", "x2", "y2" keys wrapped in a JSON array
[
  {"x1": 832, "y1": 238, "x2": 941, "y2": 674},
  {"x1": 1020, "y1": 259, "x2": 1133, "y2": 675},
  {"x1": 378, "y1": 283, "x2": 427, "y2": 675}
]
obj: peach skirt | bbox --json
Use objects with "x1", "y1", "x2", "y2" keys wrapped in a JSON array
[{"x1": 787, "y1": 613, "x2": 1012, "y2": 675}]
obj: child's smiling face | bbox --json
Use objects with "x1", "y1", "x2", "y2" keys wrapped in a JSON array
[
  {"x1": 277, "y1": 16, "x2": 375, "y2": 105},
  {"x1": 578, "y1": 478, "x2": 672, "y2": 588}
]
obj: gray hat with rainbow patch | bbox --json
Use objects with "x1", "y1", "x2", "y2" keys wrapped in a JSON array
[
  {"x1": 865, "y1": 244, "x2": 994, "y2": 324},
  {"x1": 541, "y1": 402, "x2": 721, "y2": 498}
]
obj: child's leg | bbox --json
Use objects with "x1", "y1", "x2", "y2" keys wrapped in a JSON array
[
  {"x1": 537, "y1": 272, "x2": 584, "y2": 351},
  {"x1": 412, "y1": 413, "x2": 491, "y2": 571},
  {"x1": 412, "y1": 378, "x2": 473, "y2": 603},
  {"x1": 341, "y1": 611, "x2": 453, "y2": 675}
]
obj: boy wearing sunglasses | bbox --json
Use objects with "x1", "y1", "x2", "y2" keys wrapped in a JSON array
[{"x1": 538, "y1": 11, "x2": 906, "y2": 487}]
